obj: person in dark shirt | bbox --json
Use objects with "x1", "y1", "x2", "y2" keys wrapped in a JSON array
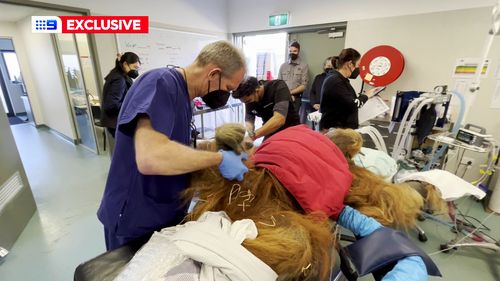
[
  {"x1": 310, "y1": 56, "x2": 334, "y2": 111},
  {"x1": 101, "y1": 52, "x2": 141, "y2": 139},
  {"x1": 232, "y1": 76, "x2": 300, "y2": 140},
  {"x1": 97, "y1": 41, "x2": 249, "y2": 251},
  {"x1": 319, "y1": 48, "x2": 379, "y2": 131}
]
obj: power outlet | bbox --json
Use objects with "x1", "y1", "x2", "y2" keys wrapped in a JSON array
[{"x1": 460, "y1": 156, "x2": 474, "y2": 166}]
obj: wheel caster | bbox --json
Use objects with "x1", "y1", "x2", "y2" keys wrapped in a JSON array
[
  {"x1": 440, "y1": 244, "x2": 450, "y2": 253},
  {"x1": 440, "y1": 244, "x2": 457, "y2": 253},
  {"x1": 418, "y1": 233, "x2": 428, "y2": 242}
]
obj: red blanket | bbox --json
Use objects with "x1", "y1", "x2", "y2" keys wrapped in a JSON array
[{"x1": 253, "y1": 125, "x2": 352, "y2": 219}]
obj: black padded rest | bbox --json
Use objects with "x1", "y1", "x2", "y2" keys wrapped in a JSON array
[
  {"x1": 344, "y1": 227, "x2": 441, "y2": 278},
  {"x1": 74, "y1": 242, "x2": 142, "y2": 281}
]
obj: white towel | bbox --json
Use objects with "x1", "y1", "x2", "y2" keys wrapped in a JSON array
[
  {"x1": 397, "y1": 169, "x2": 486, "y2": 201},
  {"x1": 170, "y1": 212, "x2": 277, "y2": 281},
  {"x1": 114, "y1": 212, "x2": 277, "y2": 281}
]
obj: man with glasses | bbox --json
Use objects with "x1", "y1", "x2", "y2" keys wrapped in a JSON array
[{"x1": 98, "y1": 41, "x2": 249, "y2": 251}]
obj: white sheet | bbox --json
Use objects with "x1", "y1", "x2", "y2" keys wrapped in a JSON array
[
  {"x1": 353, "y1": 147, "x2": 398, "y2": 182},
  {"x1": 114, "y1": 212, "x2": 277, "y2": 281},
  {"x1": 396, "y1": 169, "x2": 486, "y2": 201}
]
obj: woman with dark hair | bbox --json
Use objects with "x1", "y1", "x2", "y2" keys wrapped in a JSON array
[
  {"x1": 101, "y1": 52, "x2": 141, "y2": 140},
  {"x1": 319, "y1": 48, "x2": 379, "y2": 131}
]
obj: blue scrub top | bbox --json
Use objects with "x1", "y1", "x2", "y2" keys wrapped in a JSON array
[{"x1": 97, "y1": 67, "x2": 192, "y2": 239}]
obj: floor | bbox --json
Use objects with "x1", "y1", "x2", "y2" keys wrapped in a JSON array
[
  {"x1": 7, "y1": 115, "x2": 26, "y2": 126},
  {"x1": 0, "y1": 124, "x2": 499, "y2": 280},
  {"x1": 0, "y1": 124, "x2": 110, "y2": 280}
]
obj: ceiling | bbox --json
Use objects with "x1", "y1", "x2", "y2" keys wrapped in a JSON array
[{"x1": 0, "y1": 3, "x2": 41, "y2": 23}]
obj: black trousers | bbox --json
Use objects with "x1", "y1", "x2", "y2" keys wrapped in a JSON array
[
  {"x1": 292, "y1": 95, "x2": 302, "y2": 117},
  {"x1": 106, "y1": 127, "x2": 116, "y2": 138}
]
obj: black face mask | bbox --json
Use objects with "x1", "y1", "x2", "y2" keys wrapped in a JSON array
[
  {"x1": 127, "y1": 69, "x2": 139, "y2": 79},
  {"x1": 202, "y1": 73, "x2": 230, "y2": 109},
  {"x1": 324, "y1": 67, "x2": 333, "y2": 73},
  {"x1": 289, "y1": 53, "x2": 298, "y2": 61},
  {"x1": 349, "y1": 67, "x2": 360, "y2": 79}
]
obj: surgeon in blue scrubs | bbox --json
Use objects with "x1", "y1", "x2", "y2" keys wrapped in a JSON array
[{"x1": 97, "y1": 41, "x2": 248, "y2": 250}]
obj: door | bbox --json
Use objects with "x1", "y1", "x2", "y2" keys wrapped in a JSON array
[
  {"x1": 53, "y1": 33, "x2": 97, "y2": 152},
  {"x1": 289, "y1": 29, "x2": 346, "y2": 123},
  {"x1": 74, "y1": 34, "x2": 104, "y2": 153},
  {"x1": 0, "y1": 38, "x2": 33, "y2": 124},
  {"x1": 289, "y1": 30, "x2": 346, "y2": 95}
]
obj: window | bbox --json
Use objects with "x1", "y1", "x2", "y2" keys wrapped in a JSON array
[
  {"x1": 241, "y1": 32, "x2": 287, "y2": 80},
  {"x1": 2, "y1": 52, "x2": 22, "y2": 83}
]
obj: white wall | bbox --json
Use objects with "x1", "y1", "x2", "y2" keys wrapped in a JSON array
[
  {"x1": 93, "y1": 33, "x2": 118, "y2": 96},
  {"x1": 0, "y1": 22, "x2": 44, "y2": 124},
  {"x1": 228, "y1": 0, "x2": 494, "y2": 33},
  {"x1": 17, "y1": 16, "x2": 76, "y2": 140},
  {"x1": 345, "y1": 7, "x2": 500, "y2": 141}
]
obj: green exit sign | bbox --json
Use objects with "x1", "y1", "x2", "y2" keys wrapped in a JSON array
[{"x1": 269, "y1": 13, "x2": 289, "y2": 27}]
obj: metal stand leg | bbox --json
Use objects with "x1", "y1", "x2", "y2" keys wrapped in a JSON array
[{"x1": 200, "y1": 112, "x2": 205, "y2": 139}]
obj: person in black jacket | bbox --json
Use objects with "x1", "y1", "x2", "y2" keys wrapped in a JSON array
[
  {"x1": 232, "y1": 76, "x2": 300, "y2": 140},
  {"x1": 101, "y1": 52, "x2": 141, "y2": 139},
  {"x1": 319, "y1": 48, "x2": 379, "y2": 131},
  {"x1": 310, "y1": 56, "x2": 334, "y2": 111}
]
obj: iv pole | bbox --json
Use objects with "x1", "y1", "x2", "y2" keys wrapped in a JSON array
[{"x1": 469, "y1": 0, "x2": 500, "y2": 94}]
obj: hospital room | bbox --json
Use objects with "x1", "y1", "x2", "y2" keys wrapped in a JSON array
[{"x1": 1, "y1": 0, "x2": 500, "y2": 280}]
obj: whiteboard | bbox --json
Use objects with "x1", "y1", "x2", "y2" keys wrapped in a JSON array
[{"x1": 116, "y1": 27, "x2": 220, "y2": 73}]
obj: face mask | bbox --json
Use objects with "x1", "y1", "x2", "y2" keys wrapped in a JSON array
[
  {"x1": 202, "y1": 73, "x2": 230, "y2": 109},
  {"x1": 289, "y1": 53, "x2": 298, "y2": 61},
  {"x1": 349, "y1": 67, "x2": 360, "y2": 79},
  {"x1": 127, "y1": 69, "x2": 139, "y2": 79},
  {"x1": 324, "y1": 67, "x2": 333, "y2": 73}
]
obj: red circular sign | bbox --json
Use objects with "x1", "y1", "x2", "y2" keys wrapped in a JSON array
[{"x1": 359, "y1": 45, "x2": 404, "y2": 86}]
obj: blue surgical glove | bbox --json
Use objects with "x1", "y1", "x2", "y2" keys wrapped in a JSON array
[
  {"x1": 219, "y1": 150, "x2": 248, "y2": 181},
  {"x1": 338, "y1": 206, "x2": 382, "y2": 237},
  {"x1": 383, "y1": 256, "x2": 428, "y2": 281}
]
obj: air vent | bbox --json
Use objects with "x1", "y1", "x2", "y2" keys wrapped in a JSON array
[{"x1": 0, "y1": 172, "x2": 24, "y2": 213}]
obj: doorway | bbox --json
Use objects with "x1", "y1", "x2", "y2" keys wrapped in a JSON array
[
  {"x1": 234, "y1": 23, "x2": 347, "y2": 126},
  {"x1": 289, "y1": 29, "x2": 346, "y2": 90},
  {"x1": 52, "y1": 33, "x2": 100, "y2": 152},
  {"x1": 0, "y1": 38, "x2": 33, "y2": 126},
  {"x1": 241, "y1": 32, "x2": 288, "y2": 80},
  {"x1": 289, "y1": 25, "x2": 346, "y2": 123},
  {"x1": 0, "y1": 1, "x2": 105, "y2": 154}
]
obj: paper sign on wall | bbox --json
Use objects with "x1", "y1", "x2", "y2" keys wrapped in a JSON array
[{"x1": 452, "y1": 58, "x2": 490, "y2": 78}]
